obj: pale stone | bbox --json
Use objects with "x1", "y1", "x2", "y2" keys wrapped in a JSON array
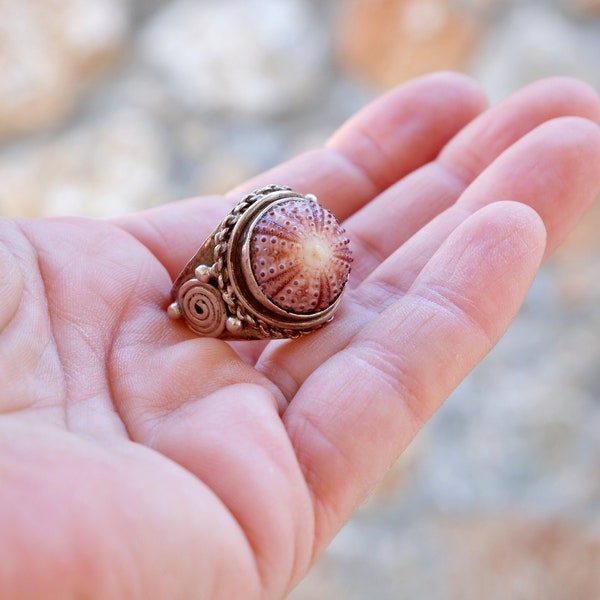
[
  {"x1": 566, "y1": 0, "x2": 600, "y2": 15},
  {"x1": 549, "y1": 201, "x2": 600, "y2": 304},
  {"x1": 471, "y1": 3, "x2": 600, "y2": 103},
  {"x1": 137, "y1": 0, "x2": 328, "y2": 116},
  {"x1": 444, "y1": 518, "x2": 600, "y2": 599},
  {"x1": 458, "y1": 0, "x2": 512, "y2": 16},
  {"x1": 336, "y1": 0, "x2": 482, "y2": 88},
  {"x1": 0, "y1": 0, "x2": 129, "y2": 138},
  {"x1": 0, "y1": 109, "x2": 169, "y2": 218}
]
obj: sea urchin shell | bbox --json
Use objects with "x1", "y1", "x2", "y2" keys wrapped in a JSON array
[
  {"x1": 248, "y1": 198, "x2": 352, "y2": 314},
  {"x1": 170, "y1": 185, "x2": 352, "y2": 340}
]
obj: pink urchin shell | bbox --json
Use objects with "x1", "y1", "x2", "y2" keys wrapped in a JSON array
[{"x1": 249, "y1": 199, "x2": 352, "y2": 314}]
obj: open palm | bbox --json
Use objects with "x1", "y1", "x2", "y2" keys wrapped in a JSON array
[{"x1": 1, "y1": 73, "x2": 600, "y2": 599}]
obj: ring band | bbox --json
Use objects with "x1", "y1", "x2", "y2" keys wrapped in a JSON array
[{"x1": 167, "y1": 184, "x2": 352, "y2": 340}]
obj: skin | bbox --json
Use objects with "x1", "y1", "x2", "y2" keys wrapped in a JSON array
[{"x1": 0, "y1": 72, "x2": 599, "y2": 599}]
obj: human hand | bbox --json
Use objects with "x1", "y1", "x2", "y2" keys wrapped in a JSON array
[{"x1": 1, "y1": 72, "x2": 599, "y2": 599}]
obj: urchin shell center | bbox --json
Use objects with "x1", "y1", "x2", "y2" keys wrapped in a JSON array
[
  {"x1": 300, "y1": 235, "x2": 334, "y2": 271},
  {"x1": 249, "y1": 198, "x2": 351, "y2": 314}
]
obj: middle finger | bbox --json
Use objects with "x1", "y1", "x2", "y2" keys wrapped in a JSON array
[{"x1": 345, "y1": 77, "x2": 600, "y2": 284}]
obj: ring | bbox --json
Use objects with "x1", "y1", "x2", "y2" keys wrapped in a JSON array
[{"x1": 167, "y1": 184, "x2": 352, "y2": 340}]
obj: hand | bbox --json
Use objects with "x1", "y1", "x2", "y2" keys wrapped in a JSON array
[{"x1": 1, "y1": 72, "x2": 599, "y2": 599}]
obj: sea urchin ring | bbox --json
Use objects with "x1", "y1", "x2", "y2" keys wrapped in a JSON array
[{"x1": 168, "y1": 185, "x2": 352, "y2": 340}]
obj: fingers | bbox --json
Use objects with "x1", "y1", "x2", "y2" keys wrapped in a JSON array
[
  {"x1": 230, "y1": 71, "x2": 486, "y2": 219},
  {"x1": 364, "y1": 116, "x2": 600, "y2": 297},
  {"x1": 345, "y1": 77, "x2": 600, "y2": 283},
  {"x1": 114, "y1": 72, "x2": 486, "y2": 280},
  {"x1": 257, "y1": 114, "x2": 600, "y2": 400},
  {"x1": 113, "y1": 194, "x2": 236, "y2": 283},
  {"x1": 440, "y1": 76, "x2": 600, "y2": 182},
  {"x1": 284, "y1": 202, "x2": 546, "y2": 554},
  {"x1": 457, "y1": 116, "x2": 600, "y2": 258},
  {"x1": 137, "y1": 382, "x2": 314, "y2": 596}
]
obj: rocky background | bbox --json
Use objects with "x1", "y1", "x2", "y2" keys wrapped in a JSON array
[{"x1": 1, "y1": 0, "x2": 600, "y2": 598}]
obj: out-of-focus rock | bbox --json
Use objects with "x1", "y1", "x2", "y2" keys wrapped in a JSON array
[
  {"x1": 361, "y1": 441, "x2": 421, "y2": 509},
  {"x1": 0, "y1": 0, "x2": 129, "y2": 138},
  {"x1": 336, "y1": 0, "x2": 482, "y2": 89},
  {"x1": 0, "y1": 108, "x2": 168, "y2": 218},
  {"x1": 471, "y1": 3, "x2": 600, "y2": 103},
  {"x1": 444, "y1": 517, "x2": 600, "y2": 599},
  {"x1": 550, "y1": 200, "x2": 600, "y2": 305},
  {"x1": 568, "y1": 0, "x2": 600, "y2": 16},
  {"x1": 458, "y1": 0, "x2": 512, "y2": 17},
  {"x1": 138, "y1": 0, "x2": 328, "y2": 117},
  {"x1": 288, "y1": 568, "x2": 346, "y2": 600},
  {"x1": 196, "y1": 149, "x2": 256, "y2": 196}
]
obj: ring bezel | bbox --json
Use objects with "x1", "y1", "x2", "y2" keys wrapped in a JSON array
[
  {"x1": 168, "y1": 185, "x2": 349, "y2": 340},
  {"x1": 228, "y1": 194, "x2": 342, "y2": 331}
]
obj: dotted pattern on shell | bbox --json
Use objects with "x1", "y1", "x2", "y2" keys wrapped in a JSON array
[{"x1": 249, "y1": 199, "x2": 352, "y2": 314}]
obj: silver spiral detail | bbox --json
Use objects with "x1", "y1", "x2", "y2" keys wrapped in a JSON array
[{"x1": 178, "y1": 279, "x2": 226, "y2": 338}]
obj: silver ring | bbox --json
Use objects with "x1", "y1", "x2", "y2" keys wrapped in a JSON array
[{"x1": 167, "y1": 184, "x2": 352, "y2": 340}]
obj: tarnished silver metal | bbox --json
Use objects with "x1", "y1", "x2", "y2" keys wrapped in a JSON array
[{"x1": 168, "y1": 184, "x2": 352, "y2": 340}]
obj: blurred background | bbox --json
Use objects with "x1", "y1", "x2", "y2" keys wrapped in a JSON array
[{"x1": 1, "y1": 0, "x2": 600, "y2": 597}]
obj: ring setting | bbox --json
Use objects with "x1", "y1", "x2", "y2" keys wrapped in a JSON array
[{"x1": 168, "y1": 185, "x2": 352, "y2": 340}]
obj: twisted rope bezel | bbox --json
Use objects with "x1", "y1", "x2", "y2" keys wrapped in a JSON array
[{"x1": 211, "y1": 185, "x2": 314, "y2": 339}]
